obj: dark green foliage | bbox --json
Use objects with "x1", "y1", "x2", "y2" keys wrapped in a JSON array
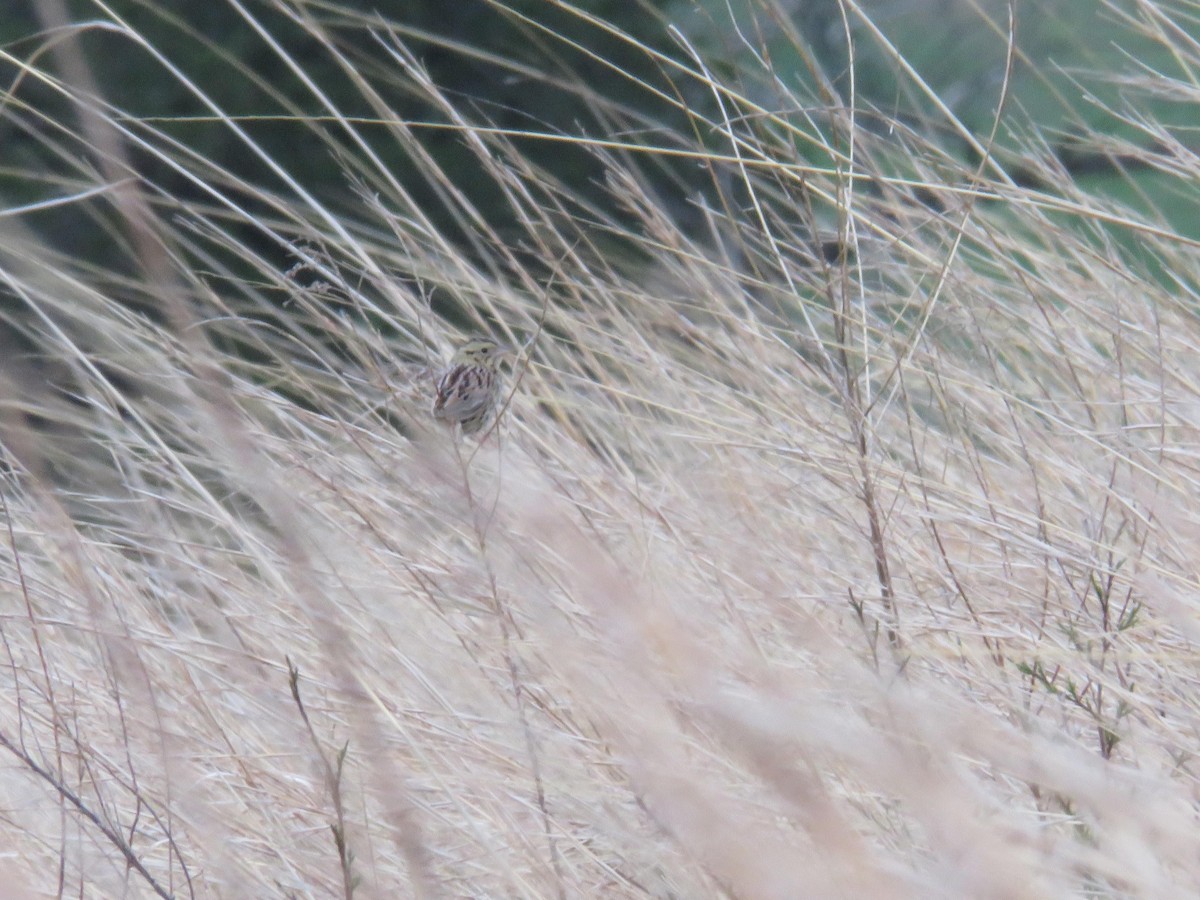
[{"x1": 2, "y1": 1, "x2": 710, "y2": 269}]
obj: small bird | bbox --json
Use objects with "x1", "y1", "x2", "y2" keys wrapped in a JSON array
[{"x1": 431, "y1": 336, "x2": 510, "y2": 436}]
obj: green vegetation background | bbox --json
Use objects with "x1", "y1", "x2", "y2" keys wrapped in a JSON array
[{"x1": 2, "y1": 0, "x2": 1192, "y2": 277}]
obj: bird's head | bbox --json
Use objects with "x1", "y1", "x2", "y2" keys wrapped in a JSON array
[{"x1": 452, "y1": 336, "x2": 510, "y2": 368}]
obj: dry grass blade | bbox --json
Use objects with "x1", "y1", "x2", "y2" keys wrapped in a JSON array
[{"x1": 1, "y1": 0, "x2": 1198, "y2": 897}]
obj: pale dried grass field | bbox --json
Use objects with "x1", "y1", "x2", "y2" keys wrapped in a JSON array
[{"x1": 2, "y1": 2, "x2": 1200, "y2": 897}]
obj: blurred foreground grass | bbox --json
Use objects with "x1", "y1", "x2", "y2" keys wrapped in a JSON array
[{"x1": 1, "y1": 1, "x2": 1199, "y2": 897}]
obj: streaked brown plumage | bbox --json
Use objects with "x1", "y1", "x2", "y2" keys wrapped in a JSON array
[{"x1": 431, "y1": 337, "x2": 508, "y2": 435}]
